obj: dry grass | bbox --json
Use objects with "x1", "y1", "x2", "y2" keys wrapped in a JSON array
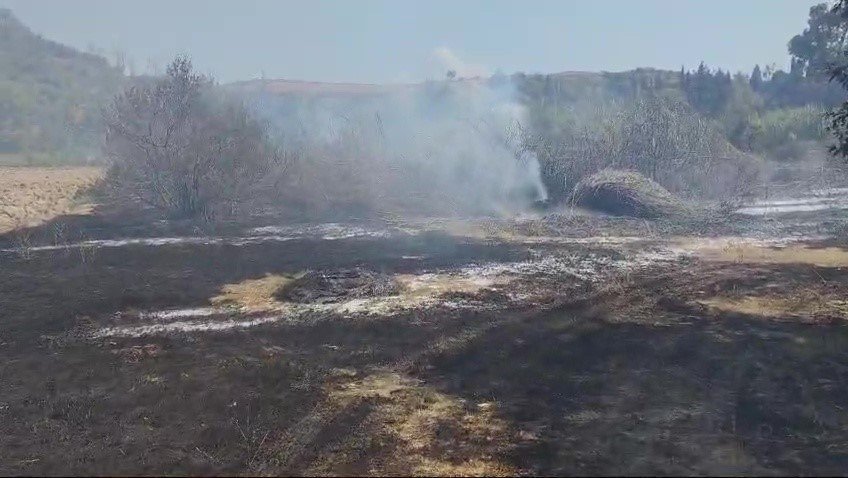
[
  {"x1": 0, "y1": 166, "x2": 102, "y2": 233},
  {"x1": 572, "y1": 169, "x2": 688, "y2": 218},
  {"x1": 681, "y1": 238, "x2": 848, "y2": 267},
  {"x1": 700, "y1": 292, "x2": 848, "y2": 321},
  {"x1": 205, "y1": 270, "x2": 505, "y2": 319},
  {"x1": 395, "y1": 273, "x2": 505, "y2": 301},
  {"x1": 211, "y1": 274, "x2": 295, "y2": 310},
  {"x1": 320, "y1": 371, "x2": 514, "y2": 476}
]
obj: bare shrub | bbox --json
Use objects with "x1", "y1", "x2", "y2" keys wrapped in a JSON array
[
  {"x1": 13, "y1": 227, "x2": 32, "y2": 259},
  {"x1": 102, "y1": 56, "x2": 283, "y2": 219}
]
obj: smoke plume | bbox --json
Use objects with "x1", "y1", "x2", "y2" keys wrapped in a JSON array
[{"x1": 244, "y1": 52, "x2": 547, "y2": 218}]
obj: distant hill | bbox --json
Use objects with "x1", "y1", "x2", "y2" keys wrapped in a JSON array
[
  {"x1": 227, "y1": 78, "x2": 419, "y2": 97},
  {"x1": 227, "y1": 68, "x2": 687, "y2": 152},
  {"x1": 227, "y1": 68, "x2": 682, "y2": 101},
  {"x1": 0, "y1": 8, "x2": 125, "y2": 164}
]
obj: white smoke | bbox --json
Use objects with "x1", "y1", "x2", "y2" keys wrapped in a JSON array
[
  {"x1": 428, "y1": 46, "x2": 490, "y2": 79},
  {"x1": 246, "y1": 51, "x2": 548, "y2": 217}
]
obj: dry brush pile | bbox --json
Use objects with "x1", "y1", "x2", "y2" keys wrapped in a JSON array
[{"x1": 572, "y1": 169, "x2": 690, "y2": 218}]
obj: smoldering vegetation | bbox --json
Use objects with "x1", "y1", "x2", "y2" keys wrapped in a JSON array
[
  {"x1": 96, "y1": 58, "x2": 772, "y2": 224},
  {"x1": 101, "y1": 57, "x2": 775, "y2": 224},
  {"x1": 242, "y1": 82, "x2": 763, "y2": 221},
  {"x1": 243, "y1": 79, "x2": 548, "y2": 219}
]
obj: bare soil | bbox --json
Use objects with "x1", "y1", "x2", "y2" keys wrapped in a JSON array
[{"x1": 0, "y1": 166, "x2": 101, "y2": 233}]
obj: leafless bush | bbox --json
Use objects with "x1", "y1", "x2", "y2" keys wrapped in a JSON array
[
  {"x1": 102, "y1": 56, "x2": 284, "y2": 220},
  {"x1": 276, "y1": 119, "x2": 393, "y2": 218},
  {"x1": 78, "y1": 237, "x2": 96, "y2": 265},
  {"x1": 11, "y1": 220, "x2": 33, "y2": 260}
]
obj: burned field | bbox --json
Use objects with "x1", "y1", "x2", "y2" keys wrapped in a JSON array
[
  {"x1": 2, "y1": 188, "x2": 848, "y2": 476},
  {"x1": 9, "y1": 1, "x2": 848, "y2": 474}
]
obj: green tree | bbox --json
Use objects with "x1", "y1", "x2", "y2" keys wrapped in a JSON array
[
  {"x1": 789, "y1": 3, "x2": 848, "y2": 79},
  {"x1": 682, "y1": 62, "x2": 733, "y2": 117},
  {"x1": 825, "y1": 0, "x2": 848, "y2": 158}
]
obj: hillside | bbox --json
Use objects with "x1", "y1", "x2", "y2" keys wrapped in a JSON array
[
  {"x1": 227, "y1": 68, "x2": 681, "y2": 100},
  {"x1": 227, "y1": 78, "x2": 419, "y2": 97},
  {"x1": 0, "y1": 8, "x2": 125, "y2": 164}
]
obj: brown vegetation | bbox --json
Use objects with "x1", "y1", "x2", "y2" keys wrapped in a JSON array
[
  {"x1": 686, "y1": 238, "x2": 848, "y2": 267},
  {"x1": 572, "y1": 169, "x2": 689, "y2": 218}
]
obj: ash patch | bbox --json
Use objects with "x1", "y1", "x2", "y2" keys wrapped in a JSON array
[{"x1": 277, "y1": 268, "x2": 402, "y2": 304}]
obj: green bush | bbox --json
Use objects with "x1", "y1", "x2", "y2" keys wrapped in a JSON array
[
  {"x1": 0, "y1": 9, "x2": 125, "y2": 162},
  {"x1": 752, "y1": 106, "x2": 828, "y2": 160}
]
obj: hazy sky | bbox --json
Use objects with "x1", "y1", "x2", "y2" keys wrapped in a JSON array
[{"x1": 2, "y1": 0, "x2": 821, "y2": 84}]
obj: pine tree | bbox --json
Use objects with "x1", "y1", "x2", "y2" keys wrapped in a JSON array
[{"x1": 750, "y1": 65, "x2": 763, "y2": 90}]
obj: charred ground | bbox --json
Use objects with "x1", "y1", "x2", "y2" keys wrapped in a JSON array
[{"x1": 3, "y1": 193, "x2": 848, "y2": 475}]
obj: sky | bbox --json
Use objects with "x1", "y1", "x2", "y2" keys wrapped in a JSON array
[{"x1": 2, "y1": 0, "x2": 821, "y2": 84}]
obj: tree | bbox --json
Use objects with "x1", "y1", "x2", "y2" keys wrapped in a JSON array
[
  {"x1": 102, "y1": 56, "x2": 281, "y2": 218},
  {"x1": 750, "y1": 65, "x2": 763, "y2": 90},
  {"x1": 682, "y1": 62, "x2": 733, "y2": 117},
  {"x1": 789, "y1": 3, "x2": 848, "y2": 79},
  {"x1": 825, "y1": 0, "x2": 848, "y2": 158}
]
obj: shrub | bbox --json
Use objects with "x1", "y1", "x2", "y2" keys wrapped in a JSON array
[
  {"x1": 523, "y1": 95, "x2": 759, "y2": 203},
  {"x1": 102, "y1": 56, "x2": 281, "y2": 219},
  {"x1": 752, "y1": 106, "x2": 828, "y2": 160}
]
